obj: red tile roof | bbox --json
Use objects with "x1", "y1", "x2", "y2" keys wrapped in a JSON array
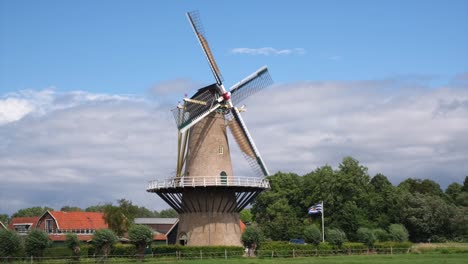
[
  {"x1": 49, "y1": 211, "x2": 107, "y2": 230},
  {"x1": 153, "y1": 233, "x2": 167, "y2": 241},
  {"x1": 240, "y1": 220, "x2": 246, "y2": 233},
  {"x1": 8, "y1": 217, "x2": 39, "y2": 229},
  {"x1": 49, "y1": 234, "x2": 94, "y2": 242}
]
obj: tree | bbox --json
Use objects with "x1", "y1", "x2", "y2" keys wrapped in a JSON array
[
  {"x1": 0, "y1": 214, "x2": 9, "y2": 225},
  {"x1": 240, "y1": 209, "x2": 253, "y2": 224},
  {"x1": 25, "y1": 229, "x2": 51, "y2": 259},
  {"x1": 0, "y1": 229, "x2": 22, "y2": 262},
  {"x1": 61, "y1": 206, "x2": 83, "y2": 212},
  {"x1": 128, "y1": 225, "x2": 153, "y2": 260},
  {"x1": 325, "y1": 229, "x2": 346, "y2": 248},
  {"x1": 303, "y1": 225, "x2": 321, "y2": 245},
  {"x1": 356, "y1": 227, "x2": 376, "y2": 248},
  {"x1": 103, "y1": 205, "x2": 130, "y2": 237},
  {"x1": 65, "y1": 233, "x2": 81, "y2": 262},
  {"x1": 400, "y1": 193, "x2": 454, "y2": 241},
  {"x1": 241, "y1": 226, "x2": 264, "y2": 256},
  {"x1": 86, "y1": 205, "x2": 109, "y2": 213},
  {"x1": 388, "y1": 224, "x2": 409, "y2": 242},
  {"x1": 157, "y1": 209, "x2": 178, "y2": 218},
  {"x1": 12, "y1": 206, "x2": 53, "y2": 217},
  {"x1": 462, "y1": 176, "x2": 468, "y2": 192},
  {"x1": 92, "y1": 229, "x2": 117, "y2": 259}
]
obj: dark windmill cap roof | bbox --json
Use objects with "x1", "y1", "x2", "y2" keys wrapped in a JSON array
[{"x1": 191, "y1": 83, "x2": 219, "y2": 99}]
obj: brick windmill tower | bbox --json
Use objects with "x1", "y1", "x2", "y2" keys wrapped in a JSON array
[{"x1": 147, "y1": 11, "x2": 272, "y2": 246}]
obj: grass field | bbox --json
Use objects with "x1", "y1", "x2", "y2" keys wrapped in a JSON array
[
  {"x1": 96, "y1": 254, "x2": 467, "y2": 264},
  {"x1": 158, "y1": 254, "x2": 466, "y2": 264}
]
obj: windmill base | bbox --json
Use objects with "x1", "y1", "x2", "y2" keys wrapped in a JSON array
[{"x1": 177, "y1": 212, "x2": 242, "y2": 246}]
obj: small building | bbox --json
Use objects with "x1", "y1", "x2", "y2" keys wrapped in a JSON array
[
  {"x1": 8, "y1": 217, "x2": 39, "y2": 235},
  {"x1": 134, "y1": 218, "x2": 179, "y2": 244},
  {"x1": 36, "y1": 211, "x2": 107, "y2": 243}
]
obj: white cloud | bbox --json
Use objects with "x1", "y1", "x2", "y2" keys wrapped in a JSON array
[
  {"x1": 1, "y1": 75, "x2": 467, "y2": 214},
  {"x1": 231, "y1": 47, "x2": 306, "y2": 56}
]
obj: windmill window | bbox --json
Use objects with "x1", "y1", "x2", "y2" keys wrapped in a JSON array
[{"x1": 218, "y1": 145, "x2": 224, "y2": 155}]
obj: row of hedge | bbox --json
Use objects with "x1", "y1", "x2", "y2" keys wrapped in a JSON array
[{"x1": 35, "y1": 242, "x2": 412, "y2": 258}]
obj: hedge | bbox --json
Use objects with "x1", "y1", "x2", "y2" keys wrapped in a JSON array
[{"x1": 151, "y1": 245, "x2": 244, "y2": 258}]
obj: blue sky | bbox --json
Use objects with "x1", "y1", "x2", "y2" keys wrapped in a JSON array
[
  {"x1": 1, "y1": 0, "x2": 467, "y2": 95},
  {"x1": 1, "y1": 0, "x2": 468, "y2": 214}
]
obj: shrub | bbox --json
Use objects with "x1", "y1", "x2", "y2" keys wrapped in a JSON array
[
  {"x1": 373, "y1": 228, "x2": 389, "y2": 242},
  {"x1": 92, "y1": 229, "x2": 117, "y2": 257},
  {"x1": 241, "y1": 226, "x2": 264, "y2": 250},
  {"x1": 0, "y1": 229, "x2": 23, "y2": 259},
  {"x1": 356, "y1": 227, "x2": 376, "y2": 248},
  {"x1": 325, "y1": 229, "x2": 346, "y2": 248},
  {"x1": 388, "y1": 224, "x2": 409, "y2": 242},
  {"x1": 128, "y1": 224, "x2": 153, "y2": 259},
  {"x1": 303, "y1": 225, "x2": 321, "y2": 245},
  {"x1": 65, "y1": 233, "x2": 81, "y2": 261},
  {"x1": 25, "y1": 229, "x2": 51, "y2": 258}
]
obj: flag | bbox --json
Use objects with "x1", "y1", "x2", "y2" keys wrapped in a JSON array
[{"x1": 308, "y1": 202, "x2": 323, "y2": 215}]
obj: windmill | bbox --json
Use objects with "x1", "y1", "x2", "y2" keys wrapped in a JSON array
[{"x1": 147, "y1": 11, "x2": 273, "y2": 246}]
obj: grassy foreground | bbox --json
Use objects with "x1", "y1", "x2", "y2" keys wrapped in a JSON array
[{"x1": 113, "y1": 254, "x2": 467, "y2": 264}]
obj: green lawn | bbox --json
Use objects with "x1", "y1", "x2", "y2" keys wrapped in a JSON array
[{"x1": 92, "y1": 254, "x2": 467, "y2": 264}]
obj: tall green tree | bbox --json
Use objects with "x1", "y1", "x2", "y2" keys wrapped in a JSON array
[
  {"x1": 0, "y1": 214, "x2": 9, "y2": 225},
  {"x1": 400, "y1": 193, "x2": 453, "y2": 242},
  {"x1": 103, "y1": 205, "x2": 129, "y2": 237},
  {"x1": 61, "y1": 206, "x2": 83, "y2": 212},
  {"x1": 157, "y1": 209, "x2": 178, "y2": 218},
  {"x1": 12, "y1": 206, "x2": 53, "y2": 217},
  {"x1": 240, "y1": 209, "x2": 253, "y2": 224}
]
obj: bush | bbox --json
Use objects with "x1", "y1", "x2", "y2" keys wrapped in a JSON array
[
  {"x1": 241, "y1": 226, "x2": 264, "y2": 249},
  {"x1": 388, "y1": 224, "x2": 409, "y2": 242},
  {"x1": 303, "y1": 225, "x2": 321, "y2": 245},
  {"x1": 356, "y1": 227, "x2": 376, "y2": 248},
  {"x1": 151, "y1": 245, "x2": 243, "y2": 258},
  {"x1": 0, "y1": 229, "x2": 23, "y2": 258},
  {"x1": 373, "y1": 228, "x2": 389, "y2": 242},
  {"x1": 128, "y1": 224, "x2": 153, "y2": 258},
  {"x1": 92, "y1": 229, "x2": 117, "y2": 256},
  {"x1": 326, "y1": 229, "x2": 346, "y2": 248},
  {"x1": 110, "y1": 244, "x2": 136, "y2": 256},
  {"x1": 25, "y1": 229, "x2": 51, "y2": 258}
]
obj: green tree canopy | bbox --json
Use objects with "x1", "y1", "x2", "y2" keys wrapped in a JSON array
[
  {"x1": 388, "y1": 224, "x2": 409, "y2": 242},
  {"x1": 128, "y1": 225, "x2": 153, "y2": 259},
  {"x1": 356, "y1": 227, "x2": 376, "y2": 248},
  {"x1": 241, "y1": 226, "x2": 264, "y2": 249},
  {"x1": 12, "y1": 206, "x2": 53, "y2": 217},
  {"x1": 92, "y1": 229, "x2": 117, "y2": 257},
  {"x1": 157, "y1": 208, "x2": 178, "y2": 218},
  {"x1": 25, "y1": 229, "x2": 51, "y2": 258},
  {"x1": 0, "y1": 229, "x2": 22, "y2": 258}
]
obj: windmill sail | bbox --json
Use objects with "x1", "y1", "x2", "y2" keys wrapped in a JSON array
[
  {"x1": 228, "y1": 108, "x2": 270, "y2": 177},
  {"x1": 187, "y1": 11, "x2": 223, "y2": 85},
  {"x1": 230, "y1": 66, "x2": 273, "y2": 105}
]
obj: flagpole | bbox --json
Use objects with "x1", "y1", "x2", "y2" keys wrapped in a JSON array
[{"x1": 321, "y1": 201, "x2": 325, "y2": 243}]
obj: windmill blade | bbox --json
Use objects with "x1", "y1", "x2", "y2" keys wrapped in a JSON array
[
  {"x1": 230, "y1": 66, "x2": 273, "y2": 105},
  {"x1": 187, "y1": 11, "x2": 223, "y2": 85},
  {"x1": 171, "y1": 84, "x2": 222, "y2": 132},
  {"x1": 228, "y1": 108, "x2": 270, "y2": 177}
]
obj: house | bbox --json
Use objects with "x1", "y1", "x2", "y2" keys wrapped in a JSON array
[
  {"x1": 36, "y1": 211, "x2": 107, "y2": 243},
  {"x1": 8, "y1": 217, "x2": 39, "y2": 235},
  {"x1": 0, "y1": 221, "x2": 6, "y2": 230},
  {"x1": 134, "y1": 218, "x2": 179, "y2": 244}
]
